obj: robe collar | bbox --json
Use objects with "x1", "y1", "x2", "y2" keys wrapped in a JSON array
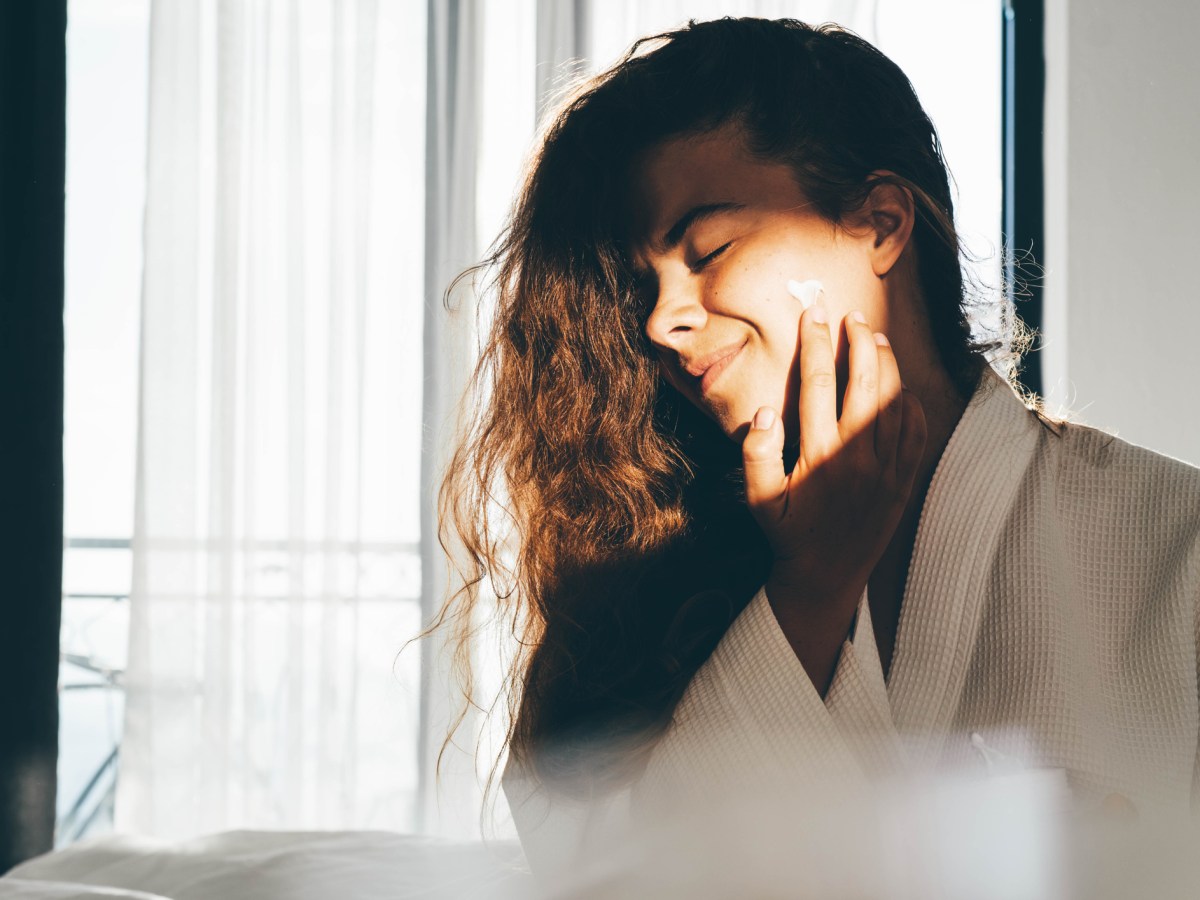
[{"x1": 850, "y1": 365, "x2": 1045, "y2": 765}]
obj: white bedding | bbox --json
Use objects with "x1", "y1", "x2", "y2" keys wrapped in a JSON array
[
  {"x1": 0, "y1": 831, "x2": 531, "y2": 900},
  {"x1": 0, "y1": 882, "x2": 170, "y2": 900},
  {"x1": 6, "y1": 795, "x2": 1200, "y2": 899}
]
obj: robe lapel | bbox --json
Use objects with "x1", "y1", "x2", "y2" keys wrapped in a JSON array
[
  {"x1": 824, "y1": 590, "x2": 908, "y2": 777},
  {"x1": 886, "y1": 367, "x2": 1042, "y2": 766}
]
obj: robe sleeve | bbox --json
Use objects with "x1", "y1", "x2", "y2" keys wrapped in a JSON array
[
  {"x1": 501, "y1": 754, "x2": 632, "y2": 879},
  {"x1": 823, "y1": 587, "x2": 910, "y2": 778}
]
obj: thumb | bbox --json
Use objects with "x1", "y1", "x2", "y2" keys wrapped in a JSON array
[{"x1": 742, "y1": 406, "x2": 787, "y2": 518}]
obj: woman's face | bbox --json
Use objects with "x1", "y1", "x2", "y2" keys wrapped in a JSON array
[{"x1": 627, "y1": 123, "x2": 910, "y2": 445}]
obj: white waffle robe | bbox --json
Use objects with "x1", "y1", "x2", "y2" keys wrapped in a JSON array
[{"x1": 502, "y1": 366, "x2": 1200, "y2": 879}]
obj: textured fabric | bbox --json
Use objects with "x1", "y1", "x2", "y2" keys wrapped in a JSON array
[
  {"x1": 3, "y1": 831, "x2": 530, "y2": 899},
  {"x1": 503, "y1": 365, "x2": 1200, "y2": 871}
]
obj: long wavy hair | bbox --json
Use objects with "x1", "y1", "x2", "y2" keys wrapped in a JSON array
[{"x1": 428, "y1": 17, "x2": 1037, "y2": 810}]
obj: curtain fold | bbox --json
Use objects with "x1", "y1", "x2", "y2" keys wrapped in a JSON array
[
  {"x1": 535, "y1": 0, "x2": 588, "y2": 121},
  {"x1": 119, "y1": 0, "x2": 430, "y2": 838},
  {"x1": 418, "y1": 0, "x2": 488, "y2": 839}
]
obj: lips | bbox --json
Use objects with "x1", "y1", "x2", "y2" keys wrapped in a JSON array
[{"x1": 694, "y1": 341, "x2": 745, "y2": 398}]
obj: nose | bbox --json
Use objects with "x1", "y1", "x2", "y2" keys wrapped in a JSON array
[{"x1": 644, "y1": 279, "x2": 708, "y2": 351}]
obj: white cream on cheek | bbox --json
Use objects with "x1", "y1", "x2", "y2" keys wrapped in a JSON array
[{"x1": 785, "y1": 278, "x2": 825, "y2": 309}]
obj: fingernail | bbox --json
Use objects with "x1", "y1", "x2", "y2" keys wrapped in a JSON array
[
  {"x1": 851, "y1": 310, "x2": 866, "y2": 325},
  {"x1": 874, "y1": 332, "x2": 889, "y2": 347},
  {"x1": 753, "y1": 407, "x2": 776, "y2": 430},
  {"x1": 811, "y1": 299, "x2": 828, "y2": 324}
]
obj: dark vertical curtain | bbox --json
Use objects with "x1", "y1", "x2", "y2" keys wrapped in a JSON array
[
  {"x1": 1002, "y1": 0, "x2": 1045, "y2": 398},
  {"x1": 0, "y1": 0, "x2": 67, "y2": 872}
]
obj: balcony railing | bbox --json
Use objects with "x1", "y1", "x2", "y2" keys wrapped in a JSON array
[
  {"x1": 57, "y1": 535, "x2": 422, "y2": 844},
  {"x1": 58, "y1": 536, "x2": 130, "y2": 844}
]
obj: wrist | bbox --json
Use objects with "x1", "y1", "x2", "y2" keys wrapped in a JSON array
[
  {"x1": 764, "y1": 565, "x2": 866, "y2": 631},
  {"x1": 761, "y1": 572, "x2": 863, "y2": 699},
  {"x1": 765, "y1": 561, "x2": 862, "y2": 605}
]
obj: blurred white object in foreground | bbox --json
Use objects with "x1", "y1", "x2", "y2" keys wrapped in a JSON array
[
  {"x1": 3, "y1": 777, "x2": 1197, "y2": 899},
  {"x1": 540, "y1": 763, "x2": 1198, "y2": 899}
]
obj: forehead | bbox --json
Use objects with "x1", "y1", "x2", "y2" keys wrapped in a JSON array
[
  {"x1": 628, "y1": 123, "x2": 806, "y2": 256},
  {"x1": 626, "y1": 124, "x2": 805, "y2": 249}
]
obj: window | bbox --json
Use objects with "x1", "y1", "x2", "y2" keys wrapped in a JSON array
[
  {"x1": 59, "y1": 0, "x2": 148, "y2": 843},
  {"x1": 58, "y1": 0, "x2": 1001, "y2": 844}
]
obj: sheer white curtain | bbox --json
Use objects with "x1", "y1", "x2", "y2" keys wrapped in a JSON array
[
  {"x1": 118, "y1": 0, "x2": 435, "y2": 837},
  {"x1": 118, "y1": 0, "x2": 992, "y2": 842}
]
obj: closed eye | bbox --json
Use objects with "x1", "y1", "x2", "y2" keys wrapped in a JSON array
[{"x1": 692, "y1": 242, "x2": 732, "y2": 272}]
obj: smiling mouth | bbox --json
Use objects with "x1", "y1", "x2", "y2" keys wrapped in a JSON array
[{"x1": 697, "y1": 342, "x2": 745, "y2": 398}]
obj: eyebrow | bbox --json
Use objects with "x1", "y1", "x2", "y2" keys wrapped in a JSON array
[{"x1": 658, "y1": 201, "x2": 746, "y2": 253}]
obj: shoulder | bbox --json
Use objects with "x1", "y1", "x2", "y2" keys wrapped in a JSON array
[
  {"x1": 981, "y1": 366, "x2": 1200, "y2": 548},
  {"x1": 1044, "y1": 418, "x2": 1200, "y2": 524},
  {"x1": 1032, "y1": 420, "x2": 1200, "y2": 611}
]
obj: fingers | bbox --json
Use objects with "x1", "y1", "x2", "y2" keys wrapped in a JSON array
[
  {"x1": 873, "y1": 332, "x2": 903, "y2": 460},
  {"x1": 798, "y1": 300, "x2": 839, "y2": 464},
  {"x1": 742, "y1": 406, "x2": 787, "y2": 521},
  {"x1": 838, "y1": 311, "x2": 881, "y2": 454}
]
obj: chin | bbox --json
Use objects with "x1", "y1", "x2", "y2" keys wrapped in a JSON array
[
  {"x1": 711, "y1": 401, "x2": 755, "y2": 440},
  {"x1": 705, "y1": 376, "x2": 782, "y2": 441}
]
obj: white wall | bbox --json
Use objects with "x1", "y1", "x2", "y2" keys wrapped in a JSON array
[{"x1": 1043, "y1": 0, "x2": 1200, "y2": 465}]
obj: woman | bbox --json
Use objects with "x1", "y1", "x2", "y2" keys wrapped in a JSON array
[{"x1": 435, "y1": 17, "x2": 1200, "y2": 878}]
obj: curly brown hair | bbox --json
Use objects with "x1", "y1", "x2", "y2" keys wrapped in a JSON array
[{"x1": 425, "y1": 16, "x2": 1038, "y2": 814}]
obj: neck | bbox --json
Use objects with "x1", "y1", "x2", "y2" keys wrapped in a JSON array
[{"x1": 904, "y1": 361, "x2": 973, "y2": 519}]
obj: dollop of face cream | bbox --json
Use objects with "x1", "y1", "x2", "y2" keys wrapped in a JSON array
[{"x1": 786, "y1": 279, "x2": 825, "y2": 310}]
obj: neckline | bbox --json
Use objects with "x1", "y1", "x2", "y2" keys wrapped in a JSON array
[
  {"x1": 885, "y1": 365, "x2": 1042, "y2": 759},
  {"x1": 854, "y1": 366, "x2": 1000, "y2": 683},
  {"x1": 839, "y1": 366, "x2": 1044, "y2": 763}
]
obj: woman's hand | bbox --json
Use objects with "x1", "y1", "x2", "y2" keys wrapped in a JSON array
[{"x1": 741, "y1": 297, "x2": 926, "y2": 689}]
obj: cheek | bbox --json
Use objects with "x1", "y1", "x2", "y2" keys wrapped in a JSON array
[
  {"x1": 707, "y1": 252, "x2": 792, "y2": 321},
  {"x1": 706, "y1": 253, "x2": 804, "y2": 350},
  {"x1": 697, "y1": 259, "x2": 801, "y2": 393}
]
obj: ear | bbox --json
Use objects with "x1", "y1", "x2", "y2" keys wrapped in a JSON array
[{"x1": 859, "y1": 170, "x2": 916, "y2": 278}]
